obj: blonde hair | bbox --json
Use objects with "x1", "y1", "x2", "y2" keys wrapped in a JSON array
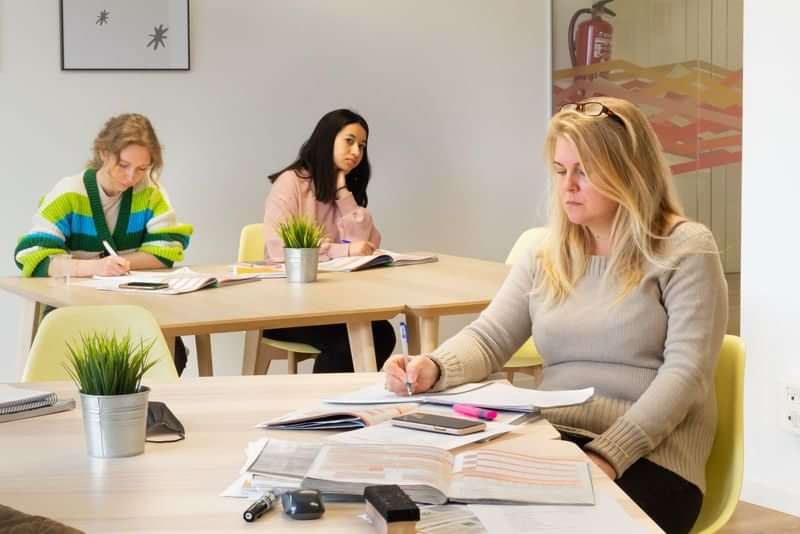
[
  {"x1": 537, "y1": 97, "x2": 686, "y2": 303},
  {"x1": 87, "y1": 113, "x2": 163, "y2": 182}
]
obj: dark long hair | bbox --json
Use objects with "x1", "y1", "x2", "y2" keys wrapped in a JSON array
[{"x1": 269, "y1": 109, "x2": 371, "y2": 206}]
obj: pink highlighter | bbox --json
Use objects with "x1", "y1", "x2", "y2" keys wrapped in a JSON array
[{"x1": 452, "y1": 404, "x2": 497, "y2": 421}]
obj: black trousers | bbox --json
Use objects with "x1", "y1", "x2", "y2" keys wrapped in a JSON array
[
  {"x1": 563, "y1": 433, "x2": 703, "y2": 534},
  {"x1": 263, "y1": 320, "x2": 396, "y2": 373}
]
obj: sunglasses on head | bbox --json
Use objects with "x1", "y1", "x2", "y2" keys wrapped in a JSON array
[{"x1": 560, "y1": 102, "x2": 625, "y2": 127}]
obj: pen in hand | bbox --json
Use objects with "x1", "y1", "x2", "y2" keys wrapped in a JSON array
[
  {"x1": 102, "y1": 240, "x2": 119, "y2": 257},
  {"x1": 399, "y1": 321, "x2": 413, "y2": 396}
]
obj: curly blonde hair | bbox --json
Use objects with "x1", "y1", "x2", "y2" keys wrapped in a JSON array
[
  {"x1": 87, "y1": 113, "x2": 163, "y2": 182},
  {"x1": 536, "y1": 97, "x2": 686, "y2": 303}
]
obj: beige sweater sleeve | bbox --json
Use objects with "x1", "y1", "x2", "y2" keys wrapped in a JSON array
[{"x1": 585, "y1": 234, "x2": 728, "y2": 476}]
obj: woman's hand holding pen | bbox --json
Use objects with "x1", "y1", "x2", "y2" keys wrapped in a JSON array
[
  {"x1": 383, "y1": 354, "x2": 440, "y2": 395},
  {"x1": 348, "y1": 241, "x2": 376, "y2": 256},
  {"x1": 93, "y1": 255, "x2": 131, "y2": 276}
]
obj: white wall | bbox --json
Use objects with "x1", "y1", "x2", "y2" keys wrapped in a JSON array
[
  {"x1": 740, "y1": 2, "x2": 800, "y2": 517},
  {"x1": 0, "y1": 1, "x2": 551, "y2": 381}
]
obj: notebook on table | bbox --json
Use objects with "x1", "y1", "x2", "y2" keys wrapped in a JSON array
[
  {"x1": 258, "y1": 403, "x2": 418, "y2": 430},
  {"x1": 0, "y1": 385, "x2": 75, "y2": 423},
  {"x1": 318, "y1": 250, "x2": 438, "y2": 272},
  {"x1": 0, "y1": 385, "x2": 57, "y2": 415},
  {"x1": 74, "y1": 267, "x2": 261, "y2": 294}
]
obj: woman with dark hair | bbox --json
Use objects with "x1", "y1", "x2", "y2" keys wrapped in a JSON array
[{"x1": 262, "y1": 109, "x2": 396, "y2": 373}]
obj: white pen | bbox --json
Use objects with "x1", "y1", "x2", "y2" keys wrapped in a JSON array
[
  {"x1": 102, "y1": 240, "x2": 119, "y2": 257},
  {"x1": 399, "y1": 321, "x2": 413, "y2": 396}
]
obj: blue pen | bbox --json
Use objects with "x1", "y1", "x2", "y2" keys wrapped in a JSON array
[
  {"x1": 399, "y1": 321, "x2": 413, "y2": 396},
  {"x1": 341, "y1": 239, "x2": 351, "y2": 244}
]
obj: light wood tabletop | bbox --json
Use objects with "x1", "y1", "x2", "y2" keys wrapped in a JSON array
[
  {"x1": 0, "y1": 254, "x2": 511, "y2": 379},
  {"x1": 0, "y1": 374, "x2": 661, "y2": 533}
]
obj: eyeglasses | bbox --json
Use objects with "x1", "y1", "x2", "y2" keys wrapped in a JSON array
[{"x1": 560, "y1": 102, "x2": 624, "y2": 126}]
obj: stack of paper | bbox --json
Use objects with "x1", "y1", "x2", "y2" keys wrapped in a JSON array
[
  {"x1": 324, "y1": 381, "x2": 595, "y2": 412},
  {"x1": 258, "y1": 403, "x2": 417, "y2": 430}
]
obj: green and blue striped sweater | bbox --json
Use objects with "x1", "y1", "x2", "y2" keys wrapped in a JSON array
[{"x1": 15, "y1": 169, "x2": 193, "y2": 277}]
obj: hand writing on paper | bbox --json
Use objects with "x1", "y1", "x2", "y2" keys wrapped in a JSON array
[
  {"x1": 383, "y1": 354, "x2": 440, "y2": 395},
  {"x1": 347, "y1": 241, "x2": 376, "y2": 256},
  {"x1": 93, "y1": 255, "x2": 131, "y2": 276},
  {"x1": 585, "y1": 451, "x2": 617, "y2": 480}
]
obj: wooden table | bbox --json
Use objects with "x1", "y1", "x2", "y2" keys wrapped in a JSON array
[
  {"x1": 368, "y1": 255, "x2": 512, "y2": 353},
  {"x1": 0, "y1": 254, "x2": 511, "y2": 378},
  {"x1": 0, "y1": 374, "x2": 661, "y2": 533}
]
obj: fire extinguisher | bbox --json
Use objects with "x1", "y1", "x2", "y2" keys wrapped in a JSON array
[{"x1": 569, "y1": 0, "x2": 616, "y2": 68}]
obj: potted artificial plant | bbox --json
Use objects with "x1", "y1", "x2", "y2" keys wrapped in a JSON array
[
  {"x1": 277, "y1": 215, "x2": 325, "y2": 283},
  {"x1": 64, "y1": 332, "x2": 156, "y2": 458}
]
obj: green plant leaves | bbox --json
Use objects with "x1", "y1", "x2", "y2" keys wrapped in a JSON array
[
  {"x1": 277, "y1": 215, "x2": 325, "y2": 249},
  {"x1": 63, "y1": 331, "x2": 158, "y2": 396}
]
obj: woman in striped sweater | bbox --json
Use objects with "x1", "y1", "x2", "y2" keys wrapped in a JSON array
[{"x1": 15, "y1": 113, "x2": 193, "y2": 371}]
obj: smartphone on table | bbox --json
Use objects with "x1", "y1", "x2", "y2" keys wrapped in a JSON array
[
  {"x1": 119, "y1": 282, "x2": 169, "y2": 290},
  {"x1": 391, "y1": 412, "x2": 486, "y2": 435}
]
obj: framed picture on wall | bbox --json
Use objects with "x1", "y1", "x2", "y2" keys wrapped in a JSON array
[{"x1": 60, "y1": 0, "x2": 190, "y2": 70}]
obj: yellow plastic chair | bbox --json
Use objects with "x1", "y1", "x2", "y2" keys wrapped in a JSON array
[
  {"x1": 502, "y1": 227, "x2": 547, "y2": 384},
  {"x1": 239, "y1": 224, "x2": 320, "y2": 374},
  {"x1": 22, "y1": 305, "x2": 179, "y2": 382},
  {"x1": 691, "y1": 334, "x2": 745, "y2": 534}
]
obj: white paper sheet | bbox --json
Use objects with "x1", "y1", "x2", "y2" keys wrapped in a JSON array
[{"x1": 468, "y1": 492, "x2": 648, "y2": 533}]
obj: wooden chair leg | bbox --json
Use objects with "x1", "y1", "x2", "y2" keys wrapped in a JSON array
[
  {"x1": 255, "y1": 343, "x2": 285, "y2": 375},
  {"x1": 287, "y1": 352, "x2": 298, "y2": 374},
  {"x1": 505, "y1": 370, "x2": 515, "y2": 383}
]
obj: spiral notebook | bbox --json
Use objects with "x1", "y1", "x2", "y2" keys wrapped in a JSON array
[{"x1": 0, "y1": 385, "x2": 58, "y2": 415}]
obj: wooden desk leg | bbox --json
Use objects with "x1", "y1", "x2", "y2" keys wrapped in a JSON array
[
  {"x1": 242, "y1": 330, "x2": 262, "y2": 375},
  {"x1": 419, "y1": 316, "x2": 440, "y2": 354},
  {"x1": 16, "y1": 299, "x2": 44, "y2": 379},
  {"x1": 404, "y1": 313, "x2": 422, "y2": 355},
  {"x1": 195, "y1": 334, "x2": 213, "y2": 377},
  {"x1": 164, "y1": 333, "x2": 177, "y2": 362},
  {"x1": 347, "y1": 321, "x2": 377, "y2": 372}
]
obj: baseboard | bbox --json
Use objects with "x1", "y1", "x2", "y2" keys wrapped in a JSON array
[{"x1": 741, "y1": 479, "x2": 800, "y2": 517}]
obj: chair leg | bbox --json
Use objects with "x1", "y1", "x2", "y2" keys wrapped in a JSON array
[
  {"x1": 255, "y1": 343, "x2": 285, "y2": 375},
  {"x1": 287, "y1": 352, "x2": 298, "y2": 374},
  {"x1": 505, "y1": 370, "x2": 515, "y2": 383}
]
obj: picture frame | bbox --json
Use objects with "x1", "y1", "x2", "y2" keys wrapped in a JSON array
[{"x1": 60, "y1": 0, "x2": 190, "y2": 71}]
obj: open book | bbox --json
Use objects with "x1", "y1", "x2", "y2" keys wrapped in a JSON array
[
  {"x1": 258, "y1": 403, "x2": 418, "y2": 430},
  {"x1": 302, "y1": 442, "x2": 594, "y2": 505},
  {"x1": 74, "y1": 267, "x2": 260, "y2": 294},
  {"x1": 324, "y1": 381, "x2": 595, "y2": 412},
  {"x1": 244, "y1": 438, "x2": 594, "y2": 506},
  {"x1": 318, "y1": 249, "x2": 438, "y2": 272}
]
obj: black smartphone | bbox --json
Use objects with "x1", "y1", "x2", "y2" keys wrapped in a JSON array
[
  {"x1": 119, "y1": 282, "x2": 169, "y2": 290},
  {"x1": 391, "y1": 412, "x2": 486, "y2": 435}
]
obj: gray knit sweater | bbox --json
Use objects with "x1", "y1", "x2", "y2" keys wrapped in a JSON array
[{"x1": 429, "y1": 222, "x2": 727, "y2": 492}]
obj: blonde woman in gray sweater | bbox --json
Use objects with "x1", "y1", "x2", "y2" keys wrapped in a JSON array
[{"x1": 384, "y1": 97, "x2": 727, "y2": 534}]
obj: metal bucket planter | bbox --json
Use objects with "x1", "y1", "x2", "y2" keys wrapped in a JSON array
[
  {"x1": 79, "y1": 386, "x2": 150, "y2": 458},
  {"x1": 284, "y1": 248, "x2": 320, "y2": 283}
]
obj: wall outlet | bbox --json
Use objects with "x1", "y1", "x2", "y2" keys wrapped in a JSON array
[{"x1": 780, "y1": 379, "x2": 800, "y2": 434}]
